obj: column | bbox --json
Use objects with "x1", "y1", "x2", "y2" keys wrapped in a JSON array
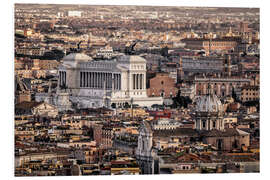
[
  {"x1": 61, "y1": 71, "x2": 63, "y2": 86},
  {"x1": 133, "y1": 74, "x2": 135, "y2": 90},
  {"x1": 134, "y1": 74, "x2": 137, "y2": 89},
  {"x1": 79, "y1": 72, "x2": 82, "y2": 87},
  {"x1": 59, "y1": 71, "x2": 61, "y2": 86},
  {"x1": 107, "y1": 73, "x2": 108, "y2": 89},
  {"x1": 64, "y1": 72, "x2": 66, "y2": 86},
  {"x1": 84, "y1": 72, "x2": 86, "y2": 87},
  {"x1": 89, "y1": 72, "x2": 91, "y2": 88},
  {"x1": 93, "y1": 72, "x2": 95, "y2": 88},
  {"x1": 114, "y1": 74, "x2": 116, "y2": 90},
  {"x1": 117, "y1": 74, "x2": 119, "y2": 90},
  {"x1": 82, "y1": 72, "x2": 84, "y2": 87},
  {"x1": 226, "y1": 84, "x2": 229, "y2": 96},
  {"x1": 96, "y1": 72, "x2": 98, "y2": 88},
  {"x1": 103, "y1": 73, "x2": 106, "y2": 89},
  {"x1": 142, "y1": 74, "x2": 145, "y2": 89},
  {"x1": 86, "y1": 72, "x2": 88, "y2": 87},
  {"x1": 101, "y1": 73, "x2": 103, "y2": 89},
  {"x1": 116, "y1": 74, "x2": 118, "y2": 90},
  {"x1": 95, "y1": 72, "x2": 97, "y2": 88},
  {"x1": 92, "y1": 72, "x2": 94, "y2": 88},
  {"x1": 100, "y1": 73, "x2": 102, "y2": 89},
  {"x1": 140, "y1": 74, "x2": 142, "y2": 89},
  {"x1": 138, "y1": 74, "x2": 140, "y2": 89},
  {"x1": 108, "y1": 73, "x2": 112, "y2": 89},
  {"x1": 89, "y1": 72, "x2": 92, "y2": 88},
  {"x1": 119, "y1": 74, "x2": 121, "y2": 90},
  {"x1": 113, "y1": 74, "x2": 116, "y2": 90},
  {"x1": 136, "y1": 74, "x2": 138, "y2": 89},
  {"x1": 112, "y1": 74, "x2": 114, "y2": 90},
  {"x1": 104, "y1": 73, "x2": 106, "y2": 89},
  {"x1": 99, "y1": 72, "x2": 101, "y2": 89},
  {"x1": 110, "y1": 73, "x2": 112, "y2": 89},
  {"x1": 97, "y1": 72, "x2": 99, "y2": 89}
]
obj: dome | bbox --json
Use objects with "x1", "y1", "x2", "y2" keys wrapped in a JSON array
[
  {"x1": 195, "y1": 93, "x2": 223, "y2": 113},
  {"x1": 63, "y1": 53, "x2": 92, "y2": 62}
]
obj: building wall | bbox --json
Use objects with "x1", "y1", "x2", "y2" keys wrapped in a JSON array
[
  {"x1": 147, "y1": 73, "x2": 178, "y2": 98},
  {"x1": 206, "y1": 134, "x2": 250, "y2": 151},
  {"x1": 194, "y1": 78, "x2": 251, "y2": 97},
  {"x1": 240, "y1": 86, "x2": 259, "y2": 102},
  {"x1": 56, "y1": 55, "x2": 163, "y2": 108}
]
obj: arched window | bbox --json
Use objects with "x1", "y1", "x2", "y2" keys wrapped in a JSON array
[
  {"x1": 213, "y1": 121, "x2": 216, "y2": 128},
  {"x1": 202, "y1": 121, "x2": 206, "y2": 128},
  {"x1": 161, "y1": 90, "x2": 165, "y2": 97}
]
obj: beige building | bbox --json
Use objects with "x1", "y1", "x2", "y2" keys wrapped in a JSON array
[
  {"x1": 240, "y1": 85, "x2": 259, "y2": 102},
  {"x1": 204, "y1": 128, "x2": 250, "y2": 151},
  {"x1": 194, "y1": 77, "x2": 251, "y2": 97}
]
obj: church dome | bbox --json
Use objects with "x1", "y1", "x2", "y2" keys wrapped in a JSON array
[
  {"x1": 63, "y1": 53, "x2": 92, "y2": 62},
  {"x1": 195, "y1": 88, "x2": 223, "y2": 113}
]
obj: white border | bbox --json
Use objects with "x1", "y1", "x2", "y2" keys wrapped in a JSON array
[{"x1": 1, "y1": 0, "x2": 268, "y2": 180}]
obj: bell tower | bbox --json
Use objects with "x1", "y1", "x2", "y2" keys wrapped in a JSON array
[{"x1": 136, "y1": 121, "x2": 159, "y2": 174}]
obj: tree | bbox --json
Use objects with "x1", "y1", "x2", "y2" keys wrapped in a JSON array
[
  {"x1": 111, "y1": 103, "x2": 116, "y2": 109},
  {"x1": 171, "y1": 90, "x2": 192, "y2": 109},
  {"x1": 161, "y1": 46, "x2": 169, "y2": 57},
  {"x1": 232, "y1": 87, "x2": 238, "y2": 102},
  {"x1": 123, "y1": 102, "x2": 130, "y2": 109}
]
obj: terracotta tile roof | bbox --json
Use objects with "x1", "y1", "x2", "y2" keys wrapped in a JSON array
[
  {"x1": 153, "y1": 128, "x2": 199, "y2": 137},
  {"x1": 201, "y1": 128, "x2": 249, "y2": 137},
  {"x1": 15, "y1": 101, "x2": 43, "y2": 110}
]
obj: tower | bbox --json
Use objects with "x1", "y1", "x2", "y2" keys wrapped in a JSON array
[
  {"x1": 224, "y1": 54, "x2": 231, "y2": 77},
  {"x1": 209, "y1": 37, "x2": 212, "y2": 56},
  {"x1": 240, "y1": 22, "x2": 249, "y2": 33},
  {"x1": 177, "y1": 57, "x2": 184, "y2": 82},
  {"x1": 136, "y1": 121, "x2": 159, "y2": 174}
]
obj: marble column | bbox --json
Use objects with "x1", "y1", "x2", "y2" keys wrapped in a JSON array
[
  {"x1": 82, "y1": 72, "x2": 84, "y2": 87},
  {"x1": 90, "y1": 72, "x2": 92, "y2": 88},
  {"x1": 93, "y1": 72, "x2": 95, "y2": 88},
  {"x1": 140, "y1": 74, "x2": 142, "y2": 89},
  {"x1": 64, "y1": 72, "x2": 66, "y2": 86},
  {"x1": 137, "y1": 74, "x2": 139, "y2": 89},
  {"x1": 109, "y1": 73, "x2": 112, "y2": 89},
  {"x1": 119, "y1": 74, "x2": 121, "y2": 90},
  {"x1": 135, "y1": 74, "x2": 137, "y2": 89},
  {"x1": 59, "y1": 71, "x2": 62, "y2": 86},
  {"x1": 101, "y1": 73, "x2": 104, "y2": 89},
  {"x1": 86, "y1": 72, "x2": 88, "y2": 87},
  {"x1": 97, "y1": 72, "x2": 100, "y2": 89},
  {"x1": 133, "y1": 74, "x2": 135, "y2": 90},
  {"x1": 142, "y1": 74, "x2": 145, "y2": 89},
  {"x1": 117, "y1": 74, "x2": 119, "y2": 90}
]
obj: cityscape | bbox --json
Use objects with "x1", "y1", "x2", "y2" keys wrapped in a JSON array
[{"x1": 14, "y1": 4, "x2": 260, "y2": 176}]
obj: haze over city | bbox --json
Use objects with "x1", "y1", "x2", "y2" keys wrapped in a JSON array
[{"x1": 14, "y1": 3, "x2": 259, "y2": 176}]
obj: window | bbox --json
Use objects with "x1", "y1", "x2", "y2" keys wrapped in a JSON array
[
  {"x1": 213, "y1": 121, "x2": 216, "y2": 128},
  {"x1": 161, "y1": 91, "x2": 164, "y2": 97},
  {"x1": 203, "y1": 121, "x2": 206, "y2": 128},
  {"x1": 161, "y1": 81, "x2": 164, "y2": 85}
]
